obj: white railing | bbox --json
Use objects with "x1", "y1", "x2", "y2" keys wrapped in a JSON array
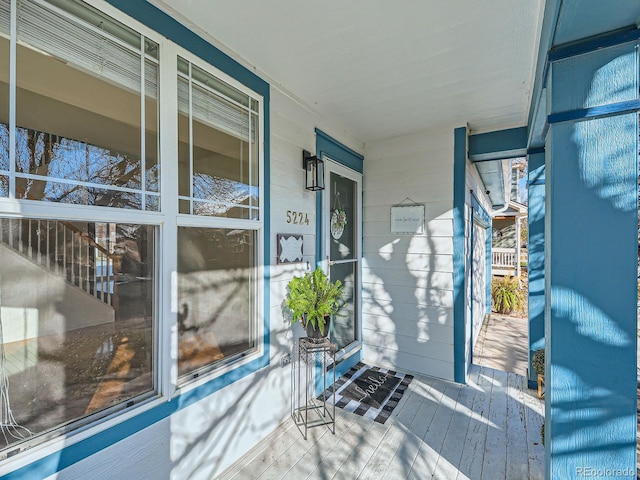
[
  {"x1": 492, "y1": 247, "x2": 517, "y2": 269},
  {"x1": 0, "y1": 218, "x2": 115, "y2": 306}
]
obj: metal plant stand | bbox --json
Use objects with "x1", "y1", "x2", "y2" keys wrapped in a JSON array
[{"x1": 292, "y1": 337, "x2": 336, "y2": 440}]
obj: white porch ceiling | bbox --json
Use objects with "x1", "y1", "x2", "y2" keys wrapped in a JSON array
[{"x1": 150, "y1": 1, "x2": 544, "y2": 144}]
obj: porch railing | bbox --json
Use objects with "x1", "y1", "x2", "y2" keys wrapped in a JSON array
[{"x1": 492, "y1": 247, "x2": 517, "y2": 269}]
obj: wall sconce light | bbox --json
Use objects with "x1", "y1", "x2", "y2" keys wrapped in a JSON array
[{"x1": 303, "y1": 150, "x2": 325, "y2": 191}]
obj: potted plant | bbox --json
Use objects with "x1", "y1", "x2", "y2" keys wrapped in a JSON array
[
  {"x1": 532, "y1": 348, "x2": 545, "y2": 399},
  {"x1": 532, "y1": 348, "x2": 545, "y2": 376},
  {"x1": 491, "y1": 275, "x2": 524, "y2": 314},
  {"x1": 285, "y1": 267, "x2": 344, "y2": 342}
]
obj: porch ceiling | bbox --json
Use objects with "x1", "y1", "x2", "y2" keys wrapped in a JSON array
[{"x1": 149, "y1": 0, "x2": 544, "y2": 144}]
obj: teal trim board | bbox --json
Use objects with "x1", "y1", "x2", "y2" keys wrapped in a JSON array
[
  {"x1": 452, "y1": 127, "x2": 467, "y2": 384},
  {"x1": 545, "y1": 38, "x2": 638, "y2": 478},
  {"x1": 315, "y1": 129, "x2": 364, "y2": 174},
  {"x1": 527, "y1": 150, "x2": 545, "y2": 389},
  {"x1": 6, "y1": 2, "x2": 272, "y2": 479},
  {"x1": 104, "y1": 0, "x2": 268, "y2": 95},
  {"x1": 468, "y1": 126, "x2": 528, "y2": 162}
]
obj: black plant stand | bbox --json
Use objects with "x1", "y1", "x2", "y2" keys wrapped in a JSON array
[{"x1": 292, "y1": 337, "x2": 336, "y2": 440}]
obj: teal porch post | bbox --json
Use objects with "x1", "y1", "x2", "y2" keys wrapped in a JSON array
[
  {"x1": 527, "y1": 150, "x2": 545, "y2": 389},
  {"x1": 546, "y1": 41, "x2": 638, "y2": 478}
]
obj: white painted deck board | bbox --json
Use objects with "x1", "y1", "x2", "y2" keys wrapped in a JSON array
[
  {"x1": 481, "y1": 368, "x2": 508, "y2": 479},
  {"x1": 506, "y1": 372, "x2": 531, "y2": 480},
  {"x1": 455, "y1": 366, "x2": 493, "y2": 480},
  {"x1": 218, "y1": 364, "x2": 543, "y2": 480}
]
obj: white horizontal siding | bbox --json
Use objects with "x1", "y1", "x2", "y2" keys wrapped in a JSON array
[{"x1": 362, "y1": 127, "x2": 456, "y2": 381}]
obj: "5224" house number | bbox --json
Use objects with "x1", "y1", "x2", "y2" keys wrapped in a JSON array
[{"x1": 286, "y1": 210, "x2": 310, "y2": 226}]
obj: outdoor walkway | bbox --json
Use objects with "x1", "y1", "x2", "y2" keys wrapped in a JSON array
[
  {"x1": 219, "y1": 313, "x2": 544, "y2": 480},
  {"x1": 472, "y1": 314, "x2": 530, "y2": 378}
]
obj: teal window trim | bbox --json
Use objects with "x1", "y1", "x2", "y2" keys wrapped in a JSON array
[{"x1": 6, "y1": 2, "x2": 271, "y2": 478}]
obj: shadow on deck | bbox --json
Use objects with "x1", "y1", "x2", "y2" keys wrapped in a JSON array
[{"x1": 220, "y1": 363, "x2": 544, "y2": 480}]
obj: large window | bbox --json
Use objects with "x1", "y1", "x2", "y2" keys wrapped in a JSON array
[
  {"x1": 0, "y1": 0, "x2": 264, "y2": 458},
  {"x1": 176, "y1": 57, "x2": 262, "y2": 382}
]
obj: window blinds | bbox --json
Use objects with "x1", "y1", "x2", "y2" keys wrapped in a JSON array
[
  {"x1": 16, "y1": 0, "x2": 157, "y2": 98},
  {"x1": 178, "y1": 74, "x2": 254, "y2": 143},
  {"x1": 0, "y1": 0, "x2": 9, "y2": 35}
]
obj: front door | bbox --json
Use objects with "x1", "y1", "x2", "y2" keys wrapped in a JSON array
[{"x1": 323, "y1": 161, "x2": 362, "y2": 354}]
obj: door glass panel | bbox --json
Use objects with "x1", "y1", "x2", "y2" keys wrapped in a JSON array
[
  {"x1": 328, "y1": 170, "x2": 358, "y2": 351},
  {"x1": 331, "y1": 261, "x2": 357, "y2": 350},
  {"x1": 329, "y1": 173, "x2": 356, "y2": 261}
]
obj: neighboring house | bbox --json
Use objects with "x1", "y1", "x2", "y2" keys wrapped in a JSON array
[
  {"x1": 492, "y1": 200, "x2": 528, "y2": 277},
  {"x1": 0, "y1": 1, "x2": 638, "y2": 480}
]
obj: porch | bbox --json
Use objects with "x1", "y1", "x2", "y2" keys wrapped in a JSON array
[
  {"x1": 219, "y1": 364, "x2": 544, "y2": 480},
  {"x1": 220, "y1": 312, "x2": 543, "y2": 480}
]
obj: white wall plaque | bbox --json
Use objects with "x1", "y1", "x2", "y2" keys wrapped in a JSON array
[
  {"x1": 277, "y1": 234, "x2": 304, "y2": 264},
  {"x1": 390, "y1": 204, "x2": 425, "y2": 234}
]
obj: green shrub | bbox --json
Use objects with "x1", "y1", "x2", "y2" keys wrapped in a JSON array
[
  {"x1": 491, "y1": 275, "x2": 524, "y2": 314},
  {"x1": 532, "y1": 348, "x2": 545, "y2": 375}
]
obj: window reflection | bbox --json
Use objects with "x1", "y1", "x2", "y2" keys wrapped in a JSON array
[
  {"x1": 0, "y1": 218, "x2": 155, "y2": 451},
  {"x1": 177, "y1": 227, "x2": 256, "y2": 379}
]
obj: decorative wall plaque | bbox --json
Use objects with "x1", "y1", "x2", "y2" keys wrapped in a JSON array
[
  {"x1": 390, "y1": 204, "x2": 425, "y2": 234},
  {"x1": 277, "y1": 234, "x2": 304, "y2": 264}
]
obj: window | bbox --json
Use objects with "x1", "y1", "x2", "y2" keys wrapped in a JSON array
[
  {"x1": 11, "y1": 0, "x2": 159, "y2": 210},
  {"x1": 0, "y1": 0, "x2": 265, "y2": 458},
  {"x1": 176, "y1": 57, "x2": 262, "y2": 382},
  {"x1": 0, "y1": 218, "x2": 155, "y2": 450}
]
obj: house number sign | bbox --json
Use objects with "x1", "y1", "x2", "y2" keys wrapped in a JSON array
[{"x1": 286, "y1": 210, "x2": 310, "y2": 226}]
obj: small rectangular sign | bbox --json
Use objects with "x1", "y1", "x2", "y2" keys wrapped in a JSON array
[
  {"x1": 390, "y1": 204, "x2": 425, "y2": 234},
  {"x1": 277, "y1": 234, "x2": 303, "y2": 264}
]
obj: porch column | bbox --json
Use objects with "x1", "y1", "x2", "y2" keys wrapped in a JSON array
[
  {"x1": 527, "y1": 150, "x2": 544, "y2": 389},
  {"x1": 546, "y1": 39, "x2": 638, "y2": 477}
]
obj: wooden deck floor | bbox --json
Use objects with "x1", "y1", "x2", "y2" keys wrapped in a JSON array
[{"x1": 219, "y1": 363, "x2": 545, "y2": 480}]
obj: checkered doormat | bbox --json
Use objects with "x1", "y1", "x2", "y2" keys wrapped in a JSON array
[{"x1": 319, "y1": 362, "x2": 413, "y2": 424}]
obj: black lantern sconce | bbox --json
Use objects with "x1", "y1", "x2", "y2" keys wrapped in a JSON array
[{"x1": 302, "y1": 150, "x2": 325, "y2": 191}]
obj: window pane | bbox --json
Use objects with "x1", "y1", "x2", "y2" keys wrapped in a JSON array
[
  {"x1": 145, "y1": 59, "x2": 160, "y2": 195},
  {"x1": 14, "y1": 0, "x2": 156, "y2": 210},
  {"x1": 177, "y1": 58, "x2": 259, "y2": 219},
  {"x1": 177, "y1": 227, "x2": 256, "y2": 380},
  {"x1": 178, "y1": 77, "x2": 191, "y2": 202},
  {"x1": 0, "y1": 218, "x2": 155, "y2": 453}
]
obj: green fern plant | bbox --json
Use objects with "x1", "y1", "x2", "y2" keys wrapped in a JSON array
[
  {"x1": 285, "y1": 267, "x2": 344, "y2": 332},
  {"x1": 491, "y1": 275, "x2": 524, "y2": 314}
]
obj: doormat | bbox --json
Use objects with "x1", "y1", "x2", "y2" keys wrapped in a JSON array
[{"x1": 319, "y1": 362, "x2": 413, "y2": 424}]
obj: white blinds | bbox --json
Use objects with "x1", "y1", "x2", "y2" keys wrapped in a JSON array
[
  {"x1": 0, "y1": 0, "x2": 9, "y2": 36},
  {"x1": 16, "y1": 0, "x2": 157, "y2": 97},
  {"x1": 178, "y1": 74, "x2": 253, "y2": 142}
]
